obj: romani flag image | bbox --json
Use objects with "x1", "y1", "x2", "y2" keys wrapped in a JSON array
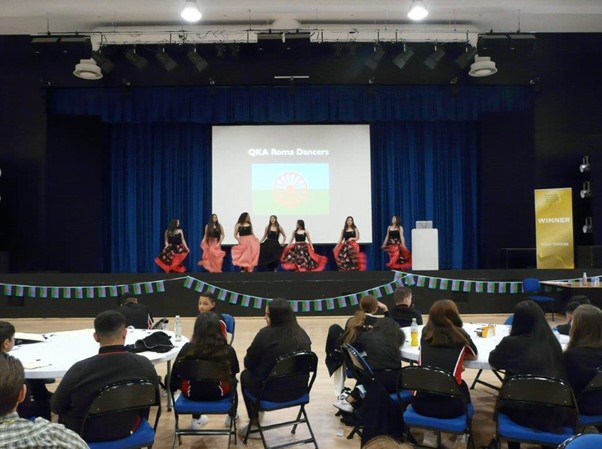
[{"x1": 252, "y1": 163, "x2": 330, "y2": 215}]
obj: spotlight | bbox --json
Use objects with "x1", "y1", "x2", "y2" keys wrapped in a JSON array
[
  {"x1": 408, "y1": 0, "x2": 429, "y2": 21},
  {"x1": 181, "y1": 0, "x2": 202, "y2": 22},
  {"x1": 365, "y1": 46, "x2": 385, "y2": 71},
  {"x1": 580, "y1": 181, "x2": 592, "y2": 199},
  {"x1": 392, "y1": 44, "x2": 415, "y2": 70},
  {"x1": 125, "y1": 47, "x2": 149, "y2": 71},
  {"x1": 580, "y1": 156, "x2": 591, "y2": 173},
  {"x1": 73, "y1": 59, "x2": 102, "y2": 80},
  {"x1": 455, "y1": 45, "x2": 478, "y2": 69},
  {"x1": 583, "y1": 217, "x2": 593, "y2": 234},
  {"x1": 469, "y1": 55, "x2": 497, "y2": 77},
  {"x1": 156, "y1": 48, "x2": 178, "y2": 72},
  {"x1": 187, "y1": 47, "x2": 208, "y2": 72},
  {"x1": 91, "y1": 50, "x2": 115, "y2": 74},
  {"x1": 424, "y1": 45, "x2": 445, "y2": 70}
]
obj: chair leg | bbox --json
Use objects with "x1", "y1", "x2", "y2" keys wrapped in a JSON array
[
  {"x1": 291, "y1": 406, "x2": 304, "y2": 434},
  {"x1": 469, "y1": 369, "x2": 483, "y2": 390}
]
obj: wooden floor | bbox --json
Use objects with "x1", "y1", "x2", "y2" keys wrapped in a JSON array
[{"x1": 10, "y1": 314, "x2": 560, "y2": 449}]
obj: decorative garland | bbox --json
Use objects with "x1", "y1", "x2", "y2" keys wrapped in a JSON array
[{"x1": 0, "y1": 272, "x2": 584, "y2": 311}]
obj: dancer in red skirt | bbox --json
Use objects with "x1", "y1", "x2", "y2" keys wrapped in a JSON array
[
  {"x1": 333, "y1": 216, "x2": 367, "y2": 271},
  {"x1": 155, "y1": 218, "x2": 190, "y2": 272},
  {"x1": 281, "y1": 219, "x2": 328, "y2": 272},
  {"x1": 382, "y1": 215, "x2": 412, "y2": 270},
  {"x1": 231, "y1": 212, "x2": 260, "y2": 272},
  {"x1": 198, "y1": 214, "x2": 226, "y2": 273}
]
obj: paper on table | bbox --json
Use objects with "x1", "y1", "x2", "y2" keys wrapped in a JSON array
[{"x1": 22, "y1": 361, "x2": 52, "y2": 370}]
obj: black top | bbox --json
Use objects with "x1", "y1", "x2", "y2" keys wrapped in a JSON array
[
  {"x1": 357, "y1": 327, "x2": 404, "y2": 371},
  {"x1": 563, "y1": 346, "x2": 602, "y2": 414},
  {"x1": 167, "y1": 232, "x2": 183, "y2": 245},
  {"x1": 387, "y1": 305, "x2": 423, "y2": 328},
  {"x1": 556, "y1": 322, "x2": 571, "y2": 335},
  {"x1": 343, "y1": 230, "x2": 356, "y2": 241},
  {"x1": 51, "y1": 345, "x2": 159, "y2": 436},
  {"x1": 117, "y1": 302, "x2": 153, "y2": 329},
  {"x1": 238, "y1": 225, "x2": 252, "y2": 236},
  {"x1": 267, "y1": 230, "x2": 279, "y2": 240},
  {"x1": 207, "y1": 225, "x2": 221, "y2": 239},
  {"x1": 388, "y1": 229, "x2": 401, "y2": 240},
  {"x1": 294, "y1": 232, "x2": 307, "y2": 242},
  {"x1": 343, "y1": 314, "x2": 381, "y2": 348},
  {"x1": 419, "y1": 333, "x2": 478, "y2": 383}
]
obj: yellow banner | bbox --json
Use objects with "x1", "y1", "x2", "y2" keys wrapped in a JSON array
[{"x1": 534, "y1": 188, "x2": 574, "y2": 269}]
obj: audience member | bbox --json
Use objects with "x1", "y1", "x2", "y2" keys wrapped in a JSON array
[
  {"x1": 363, "y1": 435, "x2": 414, "y2": 449},
  {"x1": 563, "y1": 304, "x2": 602, "y2": 415},
  {"x1": 489, "y1": 300, "x2": 568, "y2": 449},
  {"x1": 51, "y1": 310, "x2": 159, "y2": 440},
  {"x1": 117, "y1": 293, "x2": 154, "y2": 329},
  {"x1": 240, "y1": 298, "x2": 311, "y2": 437},
  {"x1": 197, "y1": 291, "x2": 227, "y2": 337},
  {"x1": 0, "y1": 355, "x2": 88, "y2": 449},
  {"x1": 556, "y1": 295, "x2": 591, "y2": 335},
  {"x1": 172, "y1": 312, "x2": 240, "y2": 429},
  {"x1": 387, "y1": 287, "x2": 422, "y2": 328}
]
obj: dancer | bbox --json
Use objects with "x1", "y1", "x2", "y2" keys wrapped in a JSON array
[
  {"x1": 198, "y1": 214, "x2": 226, "y2": 273},
  {"x1": 333, "y1": 216, "x2": 367, "y2": 271},
  {"x1": 382, "y1": 215, "x2": 412, "y2": 270},
  {"x1": 258, "y1": 215, "x2": 286, "y2": 271},
  {"x1": 280, "y1": 219, "x2": 328, "y2": 272},
  {"x1": 155, "y1": 218, "x2": 189, "y2": 273},
  {"x1": 231, "y1": 212, "x2": 260, "y2": 272}
]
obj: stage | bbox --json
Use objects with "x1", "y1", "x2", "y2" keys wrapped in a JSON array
[{"x1": 2, "y1": 269, "x2": 602, "y2": 319}]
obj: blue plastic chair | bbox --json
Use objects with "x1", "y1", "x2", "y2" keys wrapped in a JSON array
[
  {"x1": 504, "y1": 315, "x2": 514, "y2": 325},
  {"x1": 522, "y1": 278, "x2": 556, "y2": 320},
  {"x1": 577, "y1": 368, "x2": 602, "y2": 429},
  {"x1": 495, "y1": 375, "x2": 578, "y2": 448},
  {"x1": 221, "y1": 313, "x2": 236, "y2": 344},
  {"x1": 169, "y1": 359, "x2": 238, "y2": 449},
  {"x1": 241, "y1": 351, "x2": 319, "y2": 449},
  {"x1": 82, "y1": 379, "x2": 161, "y2": 449},
  {"x1": 400, "y1": 365, "x2": 475, "y2": 449},
  {"x1": 558, "y1": 433, "x2": 602, "y2": 448}
]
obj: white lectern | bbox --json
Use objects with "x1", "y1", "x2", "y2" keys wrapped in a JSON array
[{"x1": 411, "y1": 228, "x2": 439, "y2": 270}]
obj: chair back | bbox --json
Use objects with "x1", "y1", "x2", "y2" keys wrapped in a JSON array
[
  {"x1": 259, "y1": 351, "x2": 318, "y2": 400},
  {"x1": 582, "y1": 367, "x2": 602, "y2": 392},
  {"x1": 400, "y1": 365, "x2": 465, "y2": 398},
  {"x1": 504, "y1": 315, "x2": 514, "y2": 325},
  {"x1": 222, "y1": 313, "x2": 236, "y2": 343},
  {"x1": 82, "y1": 379, "x2": 159, "y2": 441},
  {"x1": 341, "y1": 343, "x2": 374, "y2": 385},
  {"x1": 558, "y1": 433, "x2": 602, "y2": 449},
  {"x1": 170, "y1": 358, "x2": 231, "y2": 391},
  {"x1": 522, "y1": 278, "x2": 542, "y2": 294}
]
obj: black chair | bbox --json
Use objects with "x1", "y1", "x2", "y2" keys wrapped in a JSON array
[
  {"x1": 400, "y1": 365, "x2": 475, "y2": 449},
  {"x1": 494, "y1": 375, "x2": 578, "y2": 448},
  {"x1": 81, "y1": 379, "x2": 161, "y2": 449},
  {"x1": 577, "y1": 368, "x2": 602, "y2": 429},
  {"x1": 169, "y1": 359, "x2": 238, "y2": 449},
  {"x1": 241, "y1": 351, "x2": 319, "y2": 449}
]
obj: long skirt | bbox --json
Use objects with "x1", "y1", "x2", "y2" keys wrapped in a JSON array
[
  {"x1": 280, "y1": 242, "x2": 328, "y2": 272},
  {"x1": 231, "y1": 235, "x2": 260, "y2": 271},
  {"x1": 198, "y1": 238, "x2": 226, "y2": 273},
  {"x1": 384, "y1": 238, "x2": 412, "y2": 270},
  {"x1": 258, "y1": 238, "x2": 284, "y2": 270},
  {"x1": 155, "y1": 244, "x2": 188, "y2": 273},
  {"x1": 333, "y1": 240, "x2": 367, "y2": 271}
]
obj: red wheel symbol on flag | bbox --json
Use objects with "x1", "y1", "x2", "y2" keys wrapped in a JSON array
[{"x1": 273, "y1": 172, "x2": 309, "y2": 208}]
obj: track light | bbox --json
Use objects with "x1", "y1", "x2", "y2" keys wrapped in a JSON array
[
  {"x1": 125, "y1": 47, "x2": 149, "y2": 71},
  {"x1": 580, "y1": 181, "x2": 592, "y2": 198},
  {"x1": 580, "y1": 156, "x2": 591, "y2": 173},
  {"x1": 73, "y1": 59, "x2": 102, "y2": 80},
  {"x1": 156, "y1": 48, "x2": 178, "y2": 72},
  {"x1": 181, "y1": 0, "x2": 202, "y2": 22},
  {"x1": 365, "y1": 46, "x2": 385, "y2": 71},
  {"x1": 187, "y1": 47, "x2": 208, "y2": 72},
  {"x1": 469, "y1": 55, "x2": 497, "y2": 77},
  {"x1": 583, "y1": 217, "x2": 593, "y2": 234},
  {"x1": 455, "y1": 45, "x2": 478, "y2": 69},
  {"x1": 424, "y1": 45, "x2": 445, "y2": 70},
  {"x1": 408, "y1": 0, "x2": 429, "y2": 21},
  {"x1": 91, "y1": 50, "x2": 115, "y2": 74},
  {"x1": 392, "y1": 44, "x2": 415, "y2": 70}
]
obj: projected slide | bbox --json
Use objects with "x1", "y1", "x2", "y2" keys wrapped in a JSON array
[
  {"x1": 212, "y1": 124, "x2": 372, "y2": 244},
  {"x1": 252, "y1": 164, "x2": 330, "y2": 215}
]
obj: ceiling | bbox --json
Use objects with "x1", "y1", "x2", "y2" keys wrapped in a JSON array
[{"x1": 1, "y1": 0, "x2": 602, "y2": 41}]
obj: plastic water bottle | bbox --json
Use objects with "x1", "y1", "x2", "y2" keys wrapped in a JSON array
[
  {"x1": 174, "y1": 315, "x2": 182, "y2": 342},
  {"x1": 410, "y1": 318, "x2": 419, "y2": 347},
  {"x1": 582, "y1": 272, "x2": 588, "y2": 286}
]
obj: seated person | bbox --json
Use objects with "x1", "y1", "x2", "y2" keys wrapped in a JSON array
[
  {"x1": 197, "y1": 291, "x2": 228, "y2": 337},
  {"x1": 51, "y1": 310, "x2": 159, "y2": 440},
  {"x1": 387, "y1": 287, "x2": 422, "y2": 328},
  {"x1": 556, "y1": 295, "x2": 590, "y2": 335},
  {"x1": 117, "y1": 293, "x2": 154, "y2": 329},
  {"x1": 563, "y1": 304, "x2": 602, "y2": 415},
  {"x1": 172, "y1": 312, "x2": 240, "y2": 429},
  {"x1": 0, "y1": 355, "x2": 88, "y2": 449}
]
